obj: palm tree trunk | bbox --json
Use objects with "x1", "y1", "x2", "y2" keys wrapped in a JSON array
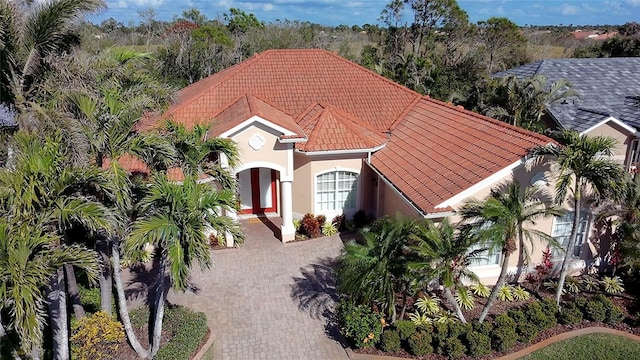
[
  {"x1": 150, "y1": 253, "x2": 168, "y2": 358},
  {"x1": 555, "y1": 188, "x2": 582, "y2": 306},
  {"x1": 444, "y1": 286, "x2": 466, "y2": 323},
  {"x1": 98, "y1": 238, "x2": 113, "y2": 315},
  {"x1": 47, "y1": 267, "x2": 69, "y2": 360},
  {"x1": 514, "y1": 228, "x2": 526, "y2": 282},
  {"x1": 64, "y1": 264, "x2": 85, "y2": 319},
  {"x1": 111, "y1": 242, "x2": 151, "y2": 359},
  {"x1": 479, "y1": 252, "x2": 511, "y2": 323}
]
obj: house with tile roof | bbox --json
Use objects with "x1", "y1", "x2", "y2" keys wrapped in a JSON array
[{"x1": 129, "y1": 49, "x2": 571, "y2": 282}]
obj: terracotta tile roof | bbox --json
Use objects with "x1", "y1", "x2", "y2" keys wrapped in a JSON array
[
  {"x1": 208, "y1": 93, "x2": 305, "y2": 139},
  {"x1": 102, "y1": 154, "x2": 206, "y2": 182},
  {"x1": 370, "y1": 98, "x2": 553, "y2": 214},
  {"x1": 295, "y1": 103, "x2": 387, "y2": 152},
  {"x1": 162, "y1": 49, "x2": 421, "y2": 134}
]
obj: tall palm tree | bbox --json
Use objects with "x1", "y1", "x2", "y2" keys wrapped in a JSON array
[
  {"x1": 0, "y1": 132, "x2": 115, "y2": 359},
  {"x1": 409, "y1": 219, "x2": 483, "y2": 323},
  {"x1": 459, "y1": 179, "x2": 563, "y2": 322},
  {"x1": 126, "y1": 174, "x2": 242, "y2": 358},
  {"x1": 0, "y1": 0, "x2": 105, "y2": 131},
  {"x1": 0, "y1": 220, "x2": 99, "y2": 359},
  {"x1": 336, "y1": 216, "x2": 417, "y2": 322},
  {"x1": 530, "y1": 130, "x2": 626, "y2": 304}
]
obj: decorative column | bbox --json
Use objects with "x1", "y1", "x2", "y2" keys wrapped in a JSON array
[{"x1": 280, "y1": 180, "x2": 295, "y2": 242}]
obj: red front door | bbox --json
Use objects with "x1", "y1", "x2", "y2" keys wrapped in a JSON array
[{"x1": 238, "y1": 168, "x2": 277, "y2": 214}]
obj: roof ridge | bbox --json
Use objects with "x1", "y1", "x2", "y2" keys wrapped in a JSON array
[
  {"x1": 303, "y1": 108, "x2": 331, "y2": 149},
  {"x1": 423, "y1": 97, "x2": 554, "y2": 144},
  {"x1": 389, "y1": 96, "x2": 423, "y2": 132},
  {"x1": 321, "y1": 103, "x2": 385, "y2": 137}
]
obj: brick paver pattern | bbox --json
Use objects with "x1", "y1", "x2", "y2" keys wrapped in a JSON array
[{"x1": 167, "y1": 218, "x2": 349, "y2": 360}]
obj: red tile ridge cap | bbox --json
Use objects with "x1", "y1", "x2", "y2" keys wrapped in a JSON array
[
  {"x1": 318, "y1": 102, "x2": 385, "y2": 138},
  {"x1": 388, "y1": 95, "x2": 423, "y2": 132},
  {"x1": 422, "y1": 96, "x2": 555, "y2": 145}
]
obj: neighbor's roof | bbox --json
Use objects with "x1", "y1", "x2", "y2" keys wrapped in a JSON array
[
  {"x1": 495, "y1": 58, "x2": 640, "y2": 133},
  {"x1": 370, "y1": 98, "x2": 553, "y2": 213}
]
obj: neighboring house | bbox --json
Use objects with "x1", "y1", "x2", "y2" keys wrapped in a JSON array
[
  {"x1": 496, "y1": 57, "x2": 640, "y2": 277},
  {"x1": 126, "y1": 49, "x2": 564, "y2": 282}
]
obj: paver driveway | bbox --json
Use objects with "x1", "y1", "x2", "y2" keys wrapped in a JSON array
[{"x1": 167, "y1": 218, "x2": 350, "y2": 360}]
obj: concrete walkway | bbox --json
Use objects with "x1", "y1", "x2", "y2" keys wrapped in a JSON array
[{"x1": 165, "y1": 217, "x2": 350, "y2": 360}]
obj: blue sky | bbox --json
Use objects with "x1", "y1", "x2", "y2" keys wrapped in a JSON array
[{"x1": 91, "y1": 0, "x2": 640, "y2": 27}]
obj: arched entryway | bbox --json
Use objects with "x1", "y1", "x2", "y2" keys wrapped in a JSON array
[{"x1": 237, "y1": 167, "x2": 278, "y2": 214}]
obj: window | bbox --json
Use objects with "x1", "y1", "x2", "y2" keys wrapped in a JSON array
[
  {"x1": 316, "y1": 171, "x2": 358, "y2": 212},
  {"x1": 468, "y1": 241, "x2": 501, "y2": 267},
  {"x1": 551, "y1": 211, "x2": 590, "y2": 257}
]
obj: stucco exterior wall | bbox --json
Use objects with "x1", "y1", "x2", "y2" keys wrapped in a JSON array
[
  {"x1": 585, "y1": 121, "x2": 634, "y2": 164},
  {"x1": 231, "y1": 122, "x2": 290, "y2": 177},
  {"x1": 292, "y1": 153, "x2": 366, "y2": 219},
  {"x1": 376, "y1": 176, "x2": 422, "y2": 219}
]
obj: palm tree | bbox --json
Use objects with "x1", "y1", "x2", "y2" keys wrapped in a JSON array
[
  {"x1": 409, "y1": 219, "x2": 483, "y2": 323},
  {"x1": 163, "y1": 120, "x2": 238, "y2": 189},
  {"x1": 0, "y1": 220, "x2": 99, "y2": 359},
  {"x1": 459, "y1": 179, "x2": 563, "y2": 322},
  {"x1": 530, "y1": 130, "x2": 626, "y2": 304},
  {"x1": 64, "y1": 48, "x2": 175, "y2": 315},
  {"x1": 126, "y1": 174, "x2": 242, "y2": 358},
  {"x1": 0, "y1": 0, "x2": 105, "y2": 131},
  {"x1": 0, "y1": 132, "x2": 114, "y2": 359},
  {"x1": 336, "y1": 216, "x2": 417, "y2": 322}
]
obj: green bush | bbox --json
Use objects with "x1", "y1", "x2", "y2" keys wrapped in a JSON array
[
  {"x1": 491, "y1": 314, "x2": 517, "y2": 352},
  {"x1": 542, "y1": 297, "x2": 560, "y2": 315},
  {"x1": 585, "y1": 299, "x2": 607, "y2": 322},
  {"x1": 155, "y1": 305, "x2": 208, "y2": 360},
  {"x1": 432, "y1": 322, "x2": 449, "y2": 355},
  {"x1": 466, "y1": 331, "x2": 492, "y2": 357},
  {"x1": 592, "y1": 294, "x2": 626, "y2": 325},
  {"x1": 558, "y1": 302, "x2": 584, "y2": 325},
  {"x1": 78, "y1": 286, "x2": 102, "y2": 314},
  {"x1": 444, "y1": 337, "x2": 466, "y2": 359},
  {"x1": 575, "y1": 296, "x2": 588, "y2": 310},
  {"x1": 70, "y1": 311, "x2": 124, "y2": 360},
  {"x1": 381, "y1": 330, "x2": 401, "y2": 353},
  {"x1": 408, "y1": 330, "x2": 433, "y2": 356},
  {"x1": 525, "y1": 301, "x2": 556, "y2": 331},
  {"x1": 472, "y1": 320, "x2": 492, "y2": 335},
  {"x1": 336, "y1": 300, "x2": 383, "y2": 349},
  {"x1": 394, "y1": 320, "x2": 417, "y2": 341}
]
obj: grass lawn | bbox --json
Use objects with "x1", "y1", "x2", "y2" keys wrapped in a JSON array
[{"x1": 520, "y1": 333, "x2": 640, "y2": 360}]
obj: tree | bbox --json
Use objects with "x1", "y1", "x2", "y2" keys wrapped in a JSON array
[
  {"x1": 476, "y1": 17, "x2": 527, "y2": 75},
  {"x1": 0, "y1": 0, "x2": 105, "y2": 130},
  {"x1": 0, "y1": 132, "x2": 115, "y2": 358},
  {"x1": 336, "y1": 216, "x2": 417, "y2": 322},
  {"x1": 126, "y1": 174, "x2": 242, "y2": 357},
  {"x1": 409, "y1": 219, "x2": 482, "y2": 323},
  {"x1": 530, "y1": 130, "x2": 626, "y2": 305},
  {"x1": 404, "y1": 0, "x2": 467, "y2": 58},
  {"x1": 459, "y1": 179, "x2": 563, "y2": 322}
]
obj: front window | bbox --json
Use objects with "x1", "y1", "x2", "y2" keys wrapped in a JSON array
[
  {"x1": 551, "y1": 211, "x2": 590, "y2": 257},
  {"x1": 468, "y1": 241, "x2": 501, "y2": 267},
  {"x1": 316, "y1": 171, "x2": 358, "y2": 212}
]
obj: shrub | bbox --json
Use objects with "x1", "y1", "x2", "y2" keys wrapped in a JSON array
[
  {"x1": 394, "y1": 320, "x2": 417, "y2": 341},
  {"x1": 507, "y1": 309, "x2": 537, "y2": 343},
  {"x1": 575, "y1": 296, "x2": 588, "y2": 311},
  {"x1": 602, "y1": 276, "x2": 625, "y2": 294},
  {"x1": 497, "y1": 285, "x2": 514, "y2": 302},
  {"x1": 79, "y1": 286, "x2": 102, "y2": 314},
  {"x1": 301, "y1": 213, "x2": 321, "y2": 238},
  {"x1": 336, "y1": 300, "x2": 383, "y2": 349},
  {"x1": 381, "y1": 330, "x2": 401, "y2": 353},
  {"x1": 466, "y1": 331, "x2": 492, "y2": 357},
  {"x1": 592, "y1": 294, "x2": 626, "y2": 325},
  {"x1": 558, "y1": 302, "x2": 584, "y2": 325},
  {"x1": 512, "y1": 285, "x2": 531, "y2": 301},
  {"x1": 321, "y1": 222, "x2": 338, "y2": 236},
  {"x1": 332, "y1": 214, "x2": 346, "y2": 231},
  {"x1": 565, "y1": 276, "x2": 582, "y2": 294},
  {"x1": 408, "y1": 330, "x2": 433, "y2": 356},
  {"x1": 316, "y1": 214, "x2": 327, "y2": 227},
  {"x1": 409, "y1": 312, "x2": 432, "y2": 327},
  {"x1": 155, "y1": 305, "x2": 208, "y2": 360},
  {"x1": 292, "y1": 219, "x2": 301, "y2": 232},
  {"x1": 582, "y1": 276, "x2": 600, "y2": 292},
  {"x1": 455, "y1": 287, "x2": 475, "y2": 310},
  {"x1": 491, "y1": 314, "x2": 517, "y2": 352},
  {"x1": 469, "y1": 283, "x2": 491, "y2": 298},
  {"x1": 443, "y1": 338, "x2": 466, "y2": 359},
  {"x1": 585, "y1": 299, "x2": 607, "y2": 322},
  {"x1": 432, "y1": 322, "x2": 449, "y2": 355},
  {"x1": 415, "y1": 295, "x2": 441, "y2": 316},
  {"x1": 541, "y1": 297, "x2": 560, "y2": 315},
  {"x1": 525, "y1": 301, "x2": 556, "y2": 331},
  {"x1": 70, "y1": 311, "x2": 124, "y2": 360},
  {"x1": 471, "y1": 320, "x2": 492, "y2": 335},
  {"x1": 353, "y1": 210, "x2": 372, "y2": 228}
]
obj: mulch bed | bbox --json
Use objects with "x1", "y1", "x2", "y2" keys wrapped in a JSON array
[{"x1": 355, "y1": 290, "x2": 640, "y2": 360}]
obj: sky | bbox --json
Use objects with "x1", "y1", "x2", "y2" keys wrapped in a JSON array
[{"x1": 91, "y1": 0, "x2": 640, "y2": 27}]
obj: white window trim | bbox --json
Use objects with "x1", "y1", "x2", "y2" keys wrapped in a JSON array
[
  {"x1": 550, "y1": 209, "x2": 591, "y2": 258},
  {"x1": 313, "y1": 168, "x2": 361, "y2": 218}
]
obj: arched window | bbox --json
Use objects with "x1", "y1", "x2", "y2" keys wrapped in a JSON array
[{"x1": 315, "y1": 171, "x2": 358, "y2": 212}]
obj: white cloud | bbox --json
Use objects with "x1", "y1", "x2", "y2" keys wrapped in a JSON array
[
  {"x1": 561, "y1": 4, "x2": 579, "y2": 15},
  {"x1": 627, "y1": 0, "x2": 640, "y2": 5}
]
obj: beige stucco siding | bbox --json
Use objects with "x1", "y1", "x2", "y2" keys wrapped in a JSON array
[
  {"x1": 231, "y1": 122, "x2": 291, "y2": 177},
  {"x1": 292, "y1": 153, "x2": 366, "y2": 218},
  {"x1": 585, "y1": 121, "x2": 634, "y2": 163},
  {"x1": 376, "y1": 177, "x2": 422, "y2": 219}
]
